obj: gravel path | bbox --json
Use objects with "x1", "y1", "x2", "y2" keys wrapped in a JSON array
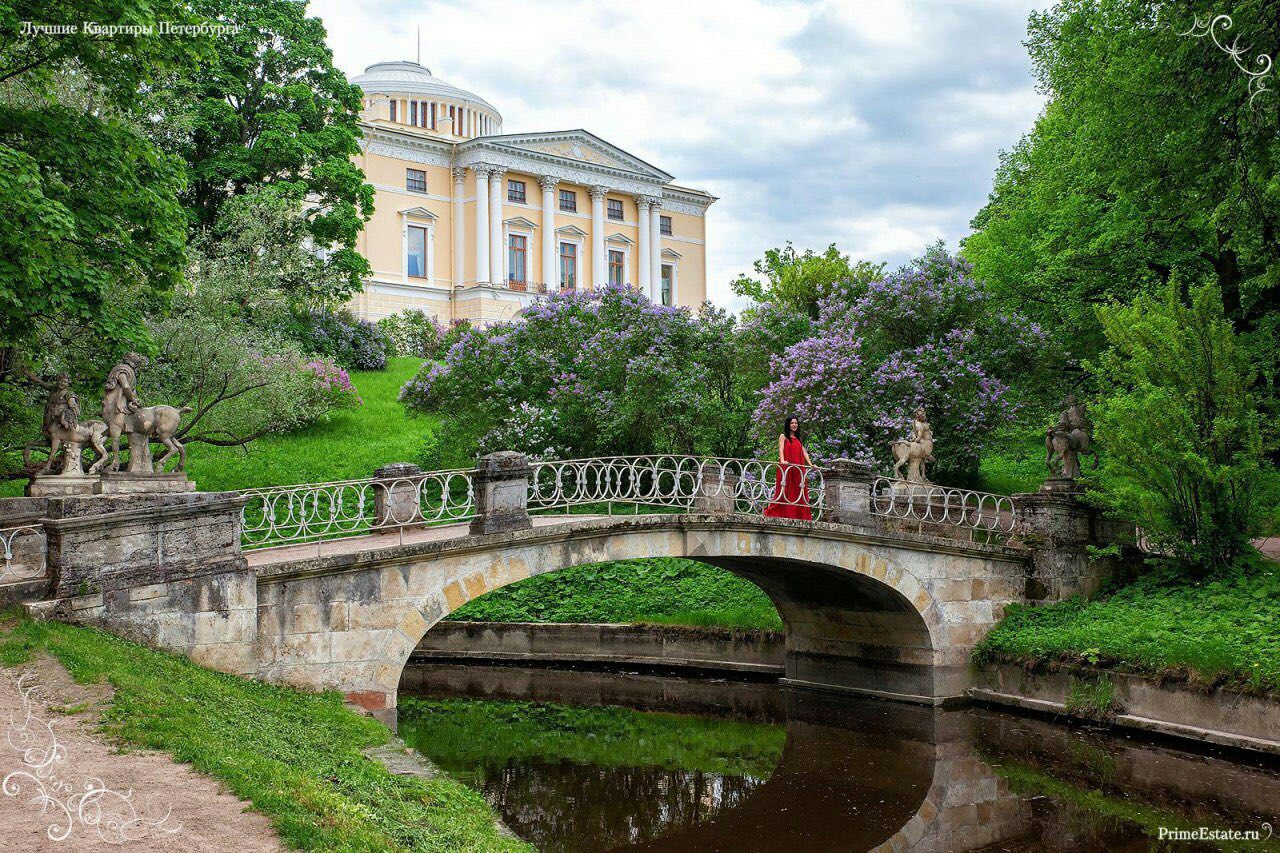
[{"x1": 0, "y1": 655, "x2": 281, "y2": 852}]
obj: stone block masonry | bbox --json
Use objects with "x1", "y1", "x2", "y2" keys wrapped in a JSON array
[{"x1": 27, "y1": 492, "x2": 258, "y2": 677}]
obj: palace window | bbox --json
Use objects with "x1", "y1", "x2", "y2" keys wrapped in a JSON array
[
  {"x1": 607, "y1": 199, "x2": 623, "y2": 221},
  {"x1": 559, "y1": 189, "x2": 577, "y2": 212},
  {"x1": 408, "y1": 226, "x2": 428, "y2": 279},
  {"x1": 410, "y1": 101, "x2": 418, "y2": 126},
  {"x1": 559, "y1": 242, "x2": 577, "y2": 290},
  {"x1": 660, "y1": 215, "x2": 673, "y2": 236},
  {"x1": 406, "y1": 168, "x2": 427, "y2": 193},
  {"x1": 508, "y1": 179, "x2": 527, "y2": 203},
  {"x1": 389, "y1": 100, "x2": 397, "y2": 122},
  {"x1": 660, "y1": 263, "x2": 674, "y2": 306},
  {"x1": 430, "y1": 102, "x2": 437, "y2": 130},
  {"x1": 508, "y1": 234, "x2": 527, "y2": 285},
  {"x1": 608, "y1": 250, "x2": 625, "y2": 287}
]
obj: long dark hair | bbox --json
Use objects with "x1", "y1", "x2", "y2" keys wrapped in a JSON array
[{"x1": 782, "y1": 416, "x2": 802, "y2": 441}]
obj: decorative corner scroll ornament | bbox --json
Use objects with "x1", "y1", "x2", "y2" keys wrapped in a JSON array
[
  {"x1": 1180, "y1": 13, "x2": 1274, "y2": 106},
  {"x1": 3, "y1": 673, "x2": 183, "y2": 843}
]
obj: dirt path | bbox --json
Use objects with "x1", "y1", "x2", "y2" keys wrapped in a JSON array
[{"x1": 0, "y1": 655, "x2": 281, "y2": 852}]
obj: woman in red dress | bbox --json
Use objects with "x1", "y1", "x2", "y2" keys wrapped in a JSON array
[{"x1": 764, "y1": 416, "x2": 814, "y2": 520}]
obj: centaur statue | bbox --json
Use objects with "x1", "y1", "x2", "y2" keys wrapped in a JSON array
[
  {"x1": 102, "y1": 352, "x2": 191, "y2": 472},
  {"x1": 890, "y1": 407, "x2": 935, "y2": 483},
  {"x1": 1045, "y1": 394, "x2": 1095, "y2": 479}
]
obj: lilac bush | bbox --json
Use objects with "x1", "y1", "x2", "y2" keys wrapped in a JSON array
[
  {"x1": 399, "y1": 284, "x2": 738, "y2": 462},
  {"x1": 755, "y1": 245, "x2": 1051, "y2": 481}
]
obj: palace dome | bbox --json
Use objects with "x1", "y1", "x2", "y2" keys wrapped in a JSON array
[{"x1": 351, "y1": 61, "x2": 500, "y2": 118}]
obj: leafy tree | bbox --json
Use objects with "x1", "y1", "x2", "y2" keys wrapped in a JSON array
[
  {"x1": 964, "y1": 0, "x2": 1280, "y2": 382},
  {"x1": 1088, "y1": 282, "x2": 1275, "y2": 573},
  {"x1": 160, "y1": 0, "x2": 374, "y2": 302},
  {"x1": 0, "y1": 2, "x2": 199, "y2": 357},
  {"x1": 730, "y1": 243, "x2": 883, "y2": 318}
]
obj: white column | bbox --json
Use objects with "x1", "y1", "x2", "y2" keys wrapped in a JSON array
[
  {"x1": 474, "y1": 167, "x2": 490, "y2": 285},
  {"x1": 649, "y1": 200, "x2": 663, "y2": 303},
  {"x1": 451, "y1": 168, "x2": 466, "y2": 287},
  {"x1": 636, "y1": 197, "x2": 652, "y2": 295},
  {"x1": 540, "y1": 177, "x2": 558, "y2": 291},
  {"x1": 489, "y1": 167, "x2": 506, "y2": 286},
  {"x1": 590, "y1": 187, "x2": 608, "y2": 287}
]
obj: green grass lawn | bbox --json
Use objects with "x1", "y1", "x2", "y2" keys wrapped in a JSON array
[
  {"x1": 975, "y1": 556, "x2": 1280, "y2": 695},
  {"x1": 186, "y1": 357, "x2": 436, "y2": 492},
  {"x1": 448, "y1": 557, "x2": 784, "y2": 631},
  {"x1": 0, "y1": 616, "x2": 526, "y2": 852}
]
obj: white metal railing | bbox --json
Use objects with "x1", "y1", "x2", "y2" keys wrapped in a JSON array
[
  {"x1": 870, "y1": 477, "x2": 1016, "y2": 543},
  {"x1": 239, "y1": 469, "x2": 476, "y2": 552},
  {"x1": 527, "y1": 455, "x2": 825, "y2": 521},
  {"x1": 1, "y1": 524, "x2": 45, "y2": 584}
]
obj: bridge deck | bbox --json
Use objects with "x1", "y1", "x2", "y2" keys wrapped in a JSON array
[{"x1": 245, "y1": 514, "x2": 607, "y2": 568}]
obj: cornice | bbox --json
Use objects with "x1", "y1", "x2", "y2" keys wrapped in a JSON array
[{"x1": 457, "y1": 141, "x2": 666, "y2": 197}]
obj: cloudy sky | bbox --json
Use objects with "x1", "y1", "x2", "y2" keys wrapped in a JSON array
[{"x1": 311, "y1": 0, "x2": 1051, "y2": 309}]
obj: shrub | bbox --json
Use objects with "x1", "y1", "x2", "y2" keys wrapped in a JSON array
[
  {"x1": 399, "y1": 285, "x2": 742, "y2": 460},
  {"x1": 287, "y1": 309, "x2": 387, "y2": 371},
  {"x1": 1088, "y1": 282, "x2": 1276, "y2": 572},
  {"x1": 755, "y1": 244, "x2": 1052, "y2": 481},
  {"x1": 377, "y1": 309, "x2": 446, "y2": 359}
]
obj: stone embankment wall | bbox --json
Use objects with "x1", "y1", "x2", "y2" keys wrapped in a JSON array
[
  {"x1": 972, "y1": 663, "x2": 1280, "y2": 756},
  {"x1": 411, "y1": 621, "x2": 785, "y2": 675}
]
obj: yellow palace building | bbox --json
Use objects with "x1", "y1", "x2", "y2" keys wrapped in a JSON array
[{"x1": 346, "y1": 60, "x2": 717, "y2": 324}]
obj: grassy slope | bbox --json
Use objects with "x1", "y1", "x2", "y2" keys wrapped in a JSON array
[
  {"x1": 0, "y1": 616, "x2": 526, "y2": 852},
  {"x1": 975, "y1": 557, "x2": 1280, "y2": 694},
  {"x1": 447, "y1": 558, "x2": 784, "y2": 631},
  {"x1": 186, "y1": 357, "x2": 435, "y2": 492}
]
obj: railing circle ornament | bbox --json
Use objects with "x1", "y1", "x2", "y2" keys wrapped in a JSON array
[{"x1": 869, "y1": 477, "x2": 1016, "y2": 542}]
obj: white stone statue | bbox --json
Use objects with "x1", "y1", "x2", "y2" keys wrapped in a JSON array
[
  {"x1": 890, "y1": 407, "x2": 935, "y2": 483},
  {"x1": 102, "y1": 353, "x2": 190, "y2": 473}
]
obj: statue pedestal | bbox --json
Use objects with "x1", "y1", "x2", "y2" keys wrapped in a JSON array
[
  {"x1": 1040, "y1": 476, "x2": 1084, "y2": 495},
  {"x1": 126, "y1": 432, "x2": 154, "y2": 474},
  {"x1": 96, "y1": 471, "x2": 195, "y2": 495},
  {"x1": 26, "y1": 473, "x2": 99, "y2": 497}
]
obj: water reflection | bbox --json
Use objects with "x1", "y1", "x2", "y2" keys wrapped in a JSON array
[{"x1": 399, "y1": 664, "x2": 1280, "y2": 852}]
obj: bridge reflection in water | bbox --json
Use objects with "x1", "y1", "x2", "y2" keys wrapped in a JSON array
[{"x1": 399, "y1": 664, "x2": 1280, "y2": 853}]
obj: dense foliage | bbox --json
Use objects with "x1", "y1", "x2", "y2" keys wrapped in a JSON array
[
  {"x1": 964, "y1": 0, "x2": 1280, "y2": 388},
  {"x1": 1087, "y1": 283, "x2": 1275, "y2": 571},
  {"x1": 974, "y1": 557, "x2": 1280, "y2": 694},
  {"x1": 0, "y1": 617, "x2": 525, "y2": 851},
  {"x1": 730, "y1": 242, "x2": 884, "y2": 319},
  {"x1": 756, "y1": 245, "x2": 1052, "y2": 480},
  {"x1": 156, "y1": 0, "x2": 374, "y2": 302},
  {"x1": 400, "y1": 285, "x2": 748, "y2": 463},
  {"x1": 448, "y1": 558, "x2": 783, "y2": 631}
]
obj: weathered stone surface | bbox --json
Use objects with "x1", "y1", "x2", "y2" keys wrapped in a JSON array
[
  {"x1": 469, "y1": 451, "x2": 533, "y2": 535},
  {"x1": 372, "y1": 463, "x2": 423, "y2": 532}
]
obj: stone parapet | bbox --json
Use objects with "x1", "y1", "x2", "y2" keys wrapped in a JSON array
[
  {"x1": 1012, "y1": 490, "x2": 1123, "y2": 601},
  {"x1": 822, "y1": 459, "x2": 876, "y2": 526},
  {"x1": 469, "y1": 451, "x2": 532, "y2": 535}
]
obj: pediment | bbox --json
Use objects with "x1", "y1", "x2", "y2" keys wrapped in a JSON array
[
  {"x1": 398, "y1": 205, "x2": 438, "y2": 219},
  {"x1": 606, "y1": 233, "x2": 635, "y2": 245},
  {"x1": 661, "y1": 248, "x2": 683, "y2": 259},
  {"x1": 488, "y1": 131, "x2": 673, "y2": 181},
  {"x1": 556, "y1": 224, "x2": 588, "y2": 238},
  {"x1": 504, "y1": 216, "x2": 539, "y2": 230}
]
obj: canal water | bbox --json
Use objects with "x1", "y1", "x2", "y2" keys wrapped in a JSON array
[{"x1": 398, "y1": 664, "x2": 1280, "y2": 852}]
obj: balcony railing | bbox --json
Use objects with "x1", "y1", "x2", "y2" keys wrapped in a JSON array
[{"x1": 505, "y1": 278, "x2": 547, "y2": 294}]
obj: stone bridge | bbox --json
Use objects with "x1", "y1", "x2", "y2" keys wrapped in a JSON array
[{"x1": 4, "y1": 453, "x2": 1133, "y2": 723}]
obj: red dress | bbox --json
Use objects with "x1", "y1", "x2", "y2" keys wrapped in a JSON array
[{"x1": 764, "y1": 436, "x2": 813, "y2": 520}]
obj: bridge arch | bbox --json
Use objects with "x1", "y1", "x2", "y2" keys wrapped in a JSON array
[{"x1": 252, "y1": 515, "x2": 1025, "y2": 720}]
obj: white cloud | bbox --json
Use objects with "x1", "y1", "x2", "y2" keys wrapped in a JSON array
[{"x1": 310, "y1": 0, "x2": 1051, "y2": 311}]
